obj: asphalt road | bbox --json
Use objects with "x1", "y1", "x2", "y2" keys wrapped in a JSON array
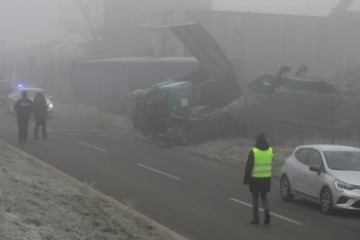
[{"x1": 1, "y1": 103, "x2": 359, "y2": 240}]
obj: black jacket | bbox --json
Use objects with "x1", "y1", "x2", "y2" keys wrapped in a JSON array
[
  {"x1": 243, "y1": 139, "x2": 272, "y2": 193},
  {"x1": 33, "y1": 95, "x2": 48, "y2": 120},
  {"x1": 14, "y1": 98, "x2": 33, "y2": 119}
]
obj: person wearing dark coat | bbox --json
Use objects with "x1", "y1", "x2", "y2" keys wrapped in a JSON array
[
  {"x1": 244, "y1": 133, "x2": 274, "y2": 225},
  {"x1": 33, "y1": 91, "x2": 48, "y2": 140},
  {"x1": 14, "y1": 90, "x2": 33, "y2": 143}
]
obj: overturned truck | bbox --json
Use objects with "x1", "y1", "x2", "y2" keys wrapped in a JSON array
[
  {"x1": 132, "y1": 22, "x2": 243, "y2": 145},
  {"x1": 133, "y1": 23, "x2": 345, "y2": 146}
]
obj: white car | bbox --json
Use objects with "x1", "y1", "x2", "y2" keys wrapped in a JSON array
[
  {"x1": 280, "y1": 144, "x2": 360, "y2": 214},
  {"x1": 7, "y1": 85, "x2": 54, "y2": 118}
]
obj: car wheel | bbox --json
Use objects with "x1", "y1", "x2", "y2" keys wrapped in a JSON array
[
  {"x1": 320, "y1": 187, "x2": 333, "y2": 214},
  {"x1": 280, "y1": 175, "x2": 294, "y2": 202}
]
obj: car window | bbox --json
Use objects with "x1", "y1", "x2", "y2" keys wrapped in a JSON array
[
  {"x1": 294, "y1": 148, "x2": 310, "y2": 164},
  {"x1": 308, "y1": 150, "x2": 323, "y2": 166},
  {"x1": 324, "y1": 151, "x2": 360, "y2": 171}
]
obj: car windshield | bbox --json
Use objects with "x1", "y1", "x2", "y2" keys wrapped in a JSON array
[
  {"x1": 323, "y1": 151, "x2": 360, "y2": 171},
  {"x1": 18, "y1": 89, "x2": 45, "y2": 99},
  {"x1": 28, "y1": 90, "x2": 43, "y2": 99}
]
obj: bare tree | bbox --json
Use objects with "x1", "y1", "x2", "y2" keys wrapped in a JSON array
[{"x1": 62, "y1": 0, "x2": 105, "y2": 57}]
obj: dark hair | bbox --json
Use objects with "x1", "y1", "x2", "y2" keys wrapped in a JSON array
[
  {"x1": 255, "y1": 133, "x2": 269, "y2": 149},
  {"x1": 256, "y1": 133, "x2": 266, "y2": 143},
  {"x1": 33, "y1": 91, "x2": 46, "y2": 103},
  {"x1": 34, "y1": 91, "x2": 45, "y2": 99}
]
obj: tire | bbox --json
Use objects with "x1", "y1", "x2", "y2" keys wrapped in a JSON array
[
  {"x1": 163, "y1": 124, "x2": 186, "y2": 146},
  {"x1": 320, "y1": 187, "x2": 333, "y2": 214},
  {"x1": 280, "y1": 175, "x2": 295, "y2": 202}
]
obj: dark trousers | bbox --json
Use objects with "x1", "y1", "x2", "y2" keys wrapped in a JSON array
[
  {"x1": 34, "y1": 118, "x2": 47, "y2": 139},
  {"x1": 17, "y1": 117, "x2": 29, "y2": 142},
  {"x1": 251, "y1": 192, "x2": 270, "y2": 220}
]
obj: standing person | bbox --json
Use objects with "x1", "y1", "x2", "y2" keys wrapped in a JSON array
[
  {"x1": 33, "y1": 91, "x2": 48, "y2": 140},
  {"x1": 14, "y1": 90, "x2": 33, "y2": 143},
  {"x1": 244, "y1": 133, "x2": 274, "y2": 225}
]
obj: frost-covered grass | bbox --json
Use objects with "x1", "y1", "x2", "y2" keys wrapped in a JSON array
[
  {"x1": 0, "y1": 141, "x2": 180, "y2": 240},
  {"x1": 179, "y1": 137, "x2": 295, "y2": 177},
  {"x1": 179, "y1": 136, "x2": 360, "y2": 177}
]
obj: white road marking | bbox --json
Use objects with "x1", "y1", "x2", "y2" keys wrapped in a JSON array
[
  {"x1": 77, "y1": 140, "x2": 106, "y2": 153},
  {"x1": 137, "y1": 163, "x2": 182, "y2": 181},
  {"x1": 229, "y1": 198, "x2": 303, "y2": 226}
]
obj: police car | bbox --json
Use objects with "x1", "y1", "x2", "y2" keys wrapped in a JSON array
[{"x1": 7, "y1": 84, "x2": 54, "y2": 118}]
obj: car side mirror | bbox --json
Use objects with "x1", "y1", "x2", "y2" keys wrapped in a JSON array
[{"x1": 309, "y1": 165, "x2": 322, "y2": 174}]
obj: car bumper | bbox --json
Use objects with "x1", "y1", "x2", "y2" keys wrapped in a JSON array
[{"x1": 334, "y1": 189, "x2": 360, "y2": 210}]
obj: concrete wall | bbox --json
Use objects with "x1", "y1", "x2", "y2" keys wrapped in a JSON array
[{"x1": 143, "y1": 10, "x2": 358, "y2": 83}]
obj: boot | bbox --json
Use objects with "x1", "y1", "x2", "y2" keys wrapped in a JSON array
[{"x1": 264, "y1": 210, "x2": 270, "y2": 224}]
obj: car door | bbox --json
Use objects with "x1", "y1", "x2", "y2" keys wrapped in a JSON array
[
  {"x1": 289, "y1": 148, "x2": 311, "y2": 194},
  {"x1": 302, "y1": 149, "x2": 325, "y2": 201}
]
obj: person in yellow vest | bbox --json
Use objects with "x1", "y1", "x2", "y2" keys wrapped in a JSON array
[{"x1": 244, "y1": 133, "x2": 274, "y2": 225}]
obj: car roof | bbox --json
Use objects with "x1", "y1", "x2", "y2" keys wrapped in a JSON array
[{"x1": 297, "y1": 144, "x2": 360, "y2": 152}]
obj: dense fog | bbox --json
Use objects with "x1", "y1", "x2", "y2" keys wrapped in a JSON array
[
  {"x1": 2, "y1": 0, "x2": 359, "y2": 47},
  {"x1": 1, "y1": 2, "x2": 360, "y2": 239},
  {"x1": 1, "y1": 0, "x2": 360, "y2": 141}
]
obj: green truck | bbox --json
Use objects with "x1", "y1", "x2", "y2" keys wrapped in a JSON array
[
  {"x1": 131, "y1": 23, "x2": 242, "y2": 145},
  {"x1": 132, "y1": 80, "x2": 210, "y2": 145}
]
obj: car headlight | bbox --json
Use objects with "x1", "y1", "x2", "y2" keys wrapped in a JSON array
[
  {"x1": 335, "y1": 181, "x2": 354, "y2": 191},
  {"x1": 48, "y1": 103, "x2": 54, "y2": 109}
]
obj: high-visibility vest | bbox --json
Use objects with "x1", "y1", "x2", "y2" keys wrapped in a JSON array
[{"x1": 251, "y1": 147, "x2": 273, "y2": 178}]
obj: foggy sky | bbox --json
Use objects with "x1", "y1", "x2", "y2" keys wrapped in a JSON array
[
  {"x1": 1, "y1": 0, "x2": 360, "y2": 48},
  {"x1": 214, "y1": 0, "x2": 337, "y2": 15},
  {"x1": 0, "y1": 0, "x2": 63, "y2": 48}
]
